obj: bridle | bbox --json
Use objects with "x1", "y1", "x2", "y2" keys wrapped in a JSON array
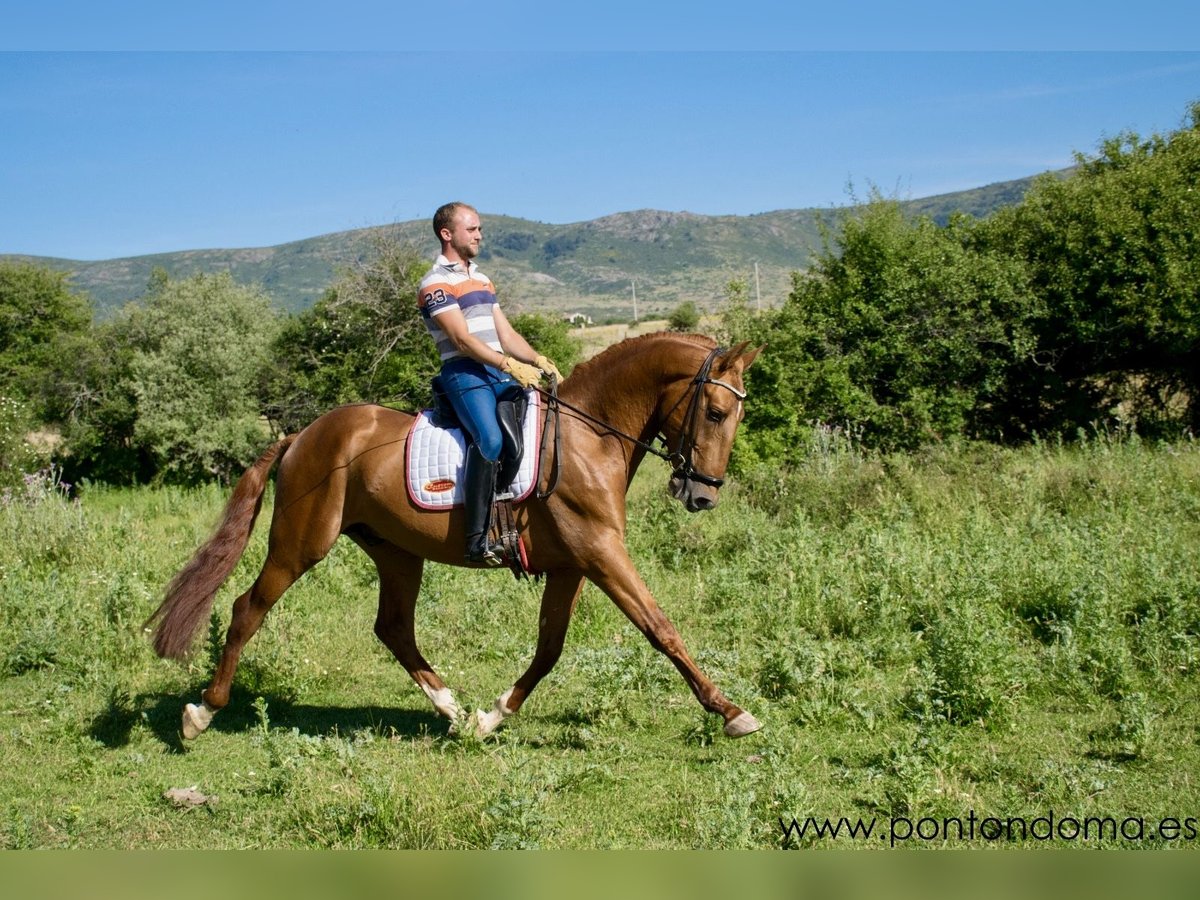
[
  {"x1": 663, "y1": 346, "x2": 746, "y2": 489},
  {"x1": 534, "y1": 346, "x2": 746, "y2": 499}
]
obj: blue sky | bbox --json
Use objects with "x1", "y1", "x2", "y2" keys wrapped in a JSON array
[{"x1": 2, "y1": 4, "x2": 1198, "y2": 260}]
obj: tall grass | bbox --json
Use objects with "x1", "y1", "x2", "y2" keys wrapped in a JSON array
[{"x1": 1, "y1": 434, "x2": 1198, "y2": 847}]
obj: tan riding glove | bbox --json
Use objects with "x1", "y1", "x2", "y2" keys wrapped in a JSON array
[
  {"x1": 503, "y1": 357, "x2": 542, "y2": 388},
  {"x1": 534, "y1": 354, "x2": 563, "y2": 381}
]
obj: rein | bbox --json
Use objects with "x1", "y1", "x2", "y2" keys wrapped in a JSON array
[{"x1": 533, "y1": 346, "x2": 746, "y2": 499}]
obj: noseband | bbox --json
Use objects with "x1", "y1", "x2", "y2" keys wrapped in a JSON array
[{"x1": 662, "y1": 347, "x2": 746, "y2": 490}]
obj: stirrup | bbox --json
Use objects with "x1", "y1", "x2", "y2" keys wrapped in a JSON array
[{"x1": 466, "y1": 542, "x2": 506, "y2": 567}]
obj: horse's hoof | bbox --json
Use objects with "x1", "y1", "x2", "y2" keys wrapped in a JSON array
[
  {"x1": 475, "y1": 707, "x2": 503, "y2": 738},
  {"x1": 421, "y1": 684, "x2": 462, "y2": 722},
  {"x1": 474, "y1": 689, "x2": 515, "y2": 738},
  {"x1": 181, "y1": 702, "x2": 214, "y2": 740},
  {"x1": 724, "y1": 711, "x2": 762, "y2": 738}
]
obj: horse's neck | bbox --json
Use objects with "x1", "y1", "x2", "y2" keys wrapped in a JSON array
[{"x1": 564, "y1": 346, "x2": 669, "y2": 442}]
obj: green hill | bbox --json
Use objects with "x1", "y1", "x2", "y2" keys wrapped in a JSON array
[{"x1": 1, "y1": 172, "x2": 1054, "y2": 321}]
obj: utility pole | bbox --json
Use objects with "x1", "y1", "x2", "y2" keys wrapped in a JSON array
[
  {"x1": 754, "y1": 261, "x2": 761, "y2": 313},
  {"x1": 632, "y1": 280, "x2": 638, "y2": 323}
]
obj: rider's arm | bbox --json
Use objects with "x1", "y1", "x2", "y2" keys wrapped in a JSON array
[
  {"x1": 492, "y1": 306, "x2": 538, "y2": 365},
  {"x1": 430, "y1": 306, "x2": 510, "y2": 370}
]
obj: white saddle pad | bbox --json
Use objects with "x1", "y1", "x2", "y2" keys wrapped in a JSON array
[{"x1": 405, "y1": 389, "x2": 540, "y2": 509}]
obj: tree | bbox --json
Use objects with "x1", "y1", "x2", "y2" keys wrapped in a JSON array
[
  {"x1": 0, "y1": 262, "x2": 91, "y2": 418},
  {"x1": 119, "y1": 271, "x2": 281, "y2": 484},
  {"x1": 265, "y1": 233, "x2": 438, "y2": 433},
  {"x1": 724, "y1": 196, "x2": 1036, "y2": 457},
  {"x1": 981, "y1": 101, "x2": 1200, "y2": 435}
]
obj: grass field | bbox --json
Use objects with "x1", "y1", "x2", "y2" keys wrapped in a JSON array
[{"x1": 2, "y1": 431, "x2": 1198, "y2": 848}]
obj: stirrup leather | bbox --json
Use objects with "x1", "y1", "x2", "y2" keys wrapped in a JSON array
[{"x1": 489, "y1": 492, "x2": 532, "y2": 580}]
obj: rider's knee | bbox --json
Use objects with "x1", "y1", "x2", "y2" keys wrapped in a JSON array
[{"x1": 475, "y1": 431, "x2": 504, "y2": 462}]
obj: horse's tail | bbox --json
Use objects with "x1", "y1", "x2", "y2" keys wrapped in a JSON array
[{"x1": 146, "y1": 434, "x2": 298, "y2": 660}]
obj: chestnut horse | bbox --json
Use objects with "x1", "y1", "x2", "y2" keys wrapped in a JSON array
[{"x1": 147, "y1": 332, "x2": 763, "y2": 740}]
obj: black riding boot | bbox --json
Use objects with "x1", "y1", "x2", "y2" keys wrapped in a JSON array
[{"x1": 463, "y1": 444, "x2": 504, "y2": 566}]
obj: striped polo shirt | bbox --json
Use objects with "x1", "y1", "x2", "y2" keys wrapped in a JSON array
[{"x1": 417, "y1": 255, "x2": 503, "y2": 362}]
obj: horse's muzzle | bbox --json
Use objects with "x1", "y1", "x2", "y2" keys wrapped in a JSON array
[{"x1": 669, "y1": 473, "x2": 719, "y2": 512}]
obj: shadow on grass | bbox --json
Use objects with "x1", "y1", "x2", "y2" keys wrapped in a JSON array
[{"x1": 88, "y1": 684, "x2": 446, "y2": 752}]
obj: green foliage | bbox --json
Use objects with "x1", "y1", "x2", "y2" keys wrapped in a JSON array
[
  {"x1": 667, "y1": 300, "x2": 701, "y2": 332},
  {"x1": 0, "y1": 263, "x2": 147, "y2": 485},
  {"x1": 53, "y1": 319, "x2": 148, "y2": 485},
  {"x1": 0, "y1": 262, "x2": 92, "y2": 419},
  {"x1": 725, "y1": 197, "x2": 1036, "y2": 455},
  {"x1": 265, "y1": 234, "x2": 438, "y2": 431},
  {"x1": 507, "y1": 312, "x2": 582, "y2": 378},
  {"x1": 51, "y1": 270, "x2": 281, "y2": 485},
  {"x1": 981, "y1": 101, "x2": 1200, "y2": 435},
  {"x1": 117, "y1": 272, "x2": 281, "y2": 484}
]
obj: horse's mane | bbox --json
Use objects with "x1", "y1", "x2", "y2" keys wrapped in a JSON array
[{"x1": 567, "y1": 331, "x2": 716, "y2": 385}]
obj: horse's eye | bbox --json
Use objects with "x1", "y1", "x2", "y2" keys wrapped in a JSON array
[{"x1": 706, "y1": 408, "x2": 727, "y2": 424}]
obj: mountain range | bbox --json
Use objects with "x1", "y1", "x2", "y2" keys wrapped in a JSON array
[{"x1": 2, "y1": 172, "x2": 1048, "y2": 322}]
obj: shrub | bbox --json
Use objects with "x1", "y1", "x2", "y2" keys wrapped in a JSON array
[
  {"x1": 0, "y1": 395, "x2": 46, "y2": 492},
  {"x1": 265, "y1": 235, "x2": 437, "y2": 431},
  {"x1": 668, "y1": 301, "x2": 701, "y2": 332},
  {"x1": 507, "y1": 312, "x2": 582, "y2": 378},
  {"x1": 907, "y1": 596, "x2": 1025, "y2": 726}
]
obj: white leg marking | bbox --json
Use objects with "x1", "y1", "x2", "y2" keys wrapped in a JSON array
[
  {"x1": 181, "y1": 700, "x2": 216, "y2": 740},
  {"x1": 474, "y1": 688, "x2": 515, "y2": 738},
  {"x1": 724, "y1": 710, "x2": 763, "y2": 738},
  {"x1": 421, "y1": 684, "x2": 462, "y2": 721}
]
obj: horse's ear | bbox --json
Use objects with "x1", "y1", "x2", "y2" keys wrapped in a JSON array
[
  {"x1": 741, "y1": 343, "x2": 765, "y2": 371},
  {"x1": 717, "y1": 341, "x2": 764, "y2": 374},
  {"x1": 716, "y1": 341, "x2": 749, "y2": 373}
]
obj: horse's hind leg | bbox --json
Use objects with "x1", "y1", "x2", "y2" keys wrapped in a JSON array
[
  {"x1": 476, "y1": 570, "x2": 585, "y2": 737},
  {"x1": 366, "y1": 544, "x2": 463, "y2": 725},
  {"x1": 179, "y1": 553, "x2": 316, "y2": 739}
]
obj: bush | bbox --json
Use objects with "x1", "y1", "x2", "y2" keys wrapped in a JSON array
[
  {"x1": 507, "y1": 312, "x2": 581, "y2": 378},
  {"x1": 906, "y1": 595, "x2": 1026, "y2": 726},
  {"x1": 667, "y1": 301, "x2": 701, "y2": 332},
  {"x1": 0, "y1": 395, "x2": 48, "y2": 492},
  {"x1": 265, "y1": 234, "x2": 437, "y2": 431}
]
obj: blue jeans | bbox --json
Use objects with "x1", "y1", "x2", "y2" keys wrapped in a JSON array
[{"x1": 439, "y1": 357, "x2": 522, "y2": 462}]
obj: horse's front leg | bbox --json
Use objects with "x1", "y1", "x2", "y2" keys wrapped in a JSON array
[
  {"x1": 475, "y1": 569, "x2": 585, "y2": 737},
  {"x1": 587, "y1": 544, "x2": 762, "y2": 738}
]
